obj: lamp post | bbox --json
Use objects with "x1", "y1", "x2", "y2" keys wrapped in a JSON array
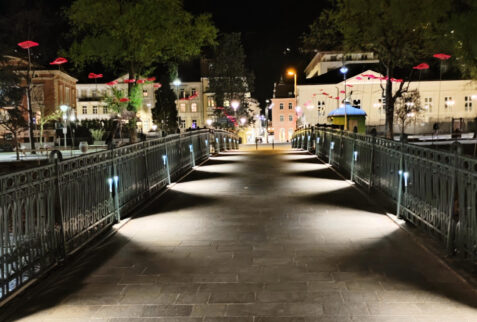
[
  {"x1": 231, "y1": 100, "x2": 239, "y2": 126},
  {"x1": 340, "y1": 66, "x2": 349, "y2": 130},
  {"x1": 287, "y1": 69, "x2": 297, "y2": 98},
  {"x1": 60, "y1": 105, "x2": 69, "y2": 149}
]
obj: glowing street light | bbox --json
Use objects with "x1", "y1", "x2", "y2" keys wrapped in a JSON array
[
  {"x1": 172, "y1": 79, "x2": 181, "y2": 87},
  {"x1": 240, "y1": 117, "x2": 246, "y2": 126},
  {"x1": 287, "y1": 68, "x2": 297, "y2": 98},
  {"x1": 206, "y1": 119, "x2": 213, "y2": 127},
  {"x1": 340, "y1": 65, "x2": 349, "y2": 130}
]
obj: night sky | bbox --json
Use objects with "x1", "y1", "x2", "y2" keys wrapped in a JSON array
[
  {"x1": 0, "y1": 0, "x2": 329, "y2": 108},
  {"x1": 184, "y1": 0, "x2": 328, "y2": 106}
]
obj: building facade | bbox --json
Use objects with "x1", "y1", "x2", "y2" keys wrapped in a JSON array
[
  {"x1": 271, "y1": 80, "x2": 297, "y2": 143},
  {"x1": 304, "y1": 51, "x2": 378, "y2": 79},
  {"x1": 76, "y1": 74, "x2": 155, "y2": 133},
  {"x1": 297, "y1": 69, "x2": 477, "y2": 135}
]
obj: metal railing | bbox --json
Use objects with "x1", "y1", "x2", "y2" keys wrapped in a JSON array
[
  {"x1": 0, "y1": 129, "x2": 238, "y2": 302},
  {"x1": 292, "y1": 127, "x2": 477, "y2": 261}
]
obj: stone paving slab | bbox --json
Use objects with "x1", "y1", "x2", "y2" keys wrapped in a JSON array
[{"x1": 3, "y1": 149, "x2": 477, "y2": 321}]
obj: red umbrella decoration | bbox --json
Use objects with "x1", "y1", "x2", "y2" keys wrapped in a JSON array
[
  {"x1": 346, "y1": 84, "x2": 353, "y2": 87},
  {"x1": 147, "y1": 77, "x2": 156, "y2": 81},
  {"x1": 124, "y1": 79, "x2": 135, "y2": 83},
  {"x1": 340, "y1": 90, "x2": 346, "y2": 94},
  {"x1": 413, "y1": 63, "x2": 430, "y2": 70},
  {"x1": 153, "y1": 83, "x2": 162, "y2": 88},
  {"x1": 433, "y1": 53, "x2": 451, "y2": 60},
  {"x1": 18, "y1": 40, "x2": 39, "y2": 49},
  {"x1": 88, "y1": 73, "x2": 103, "y2": 79},
  {"x1": 49, "y1": 57, "x2": 68, "y2": 65},
  {"x1": 391, "y1": 78, "x2": 403, "y2": 83},
  {"x1": 119, "y1": 98, "x2": 130, "y2": 102},
  {"x1": 106, "y1": 81, "x2": 118, "y2": 86},
  {"x1": 136, "y1": 79, "x2": 146, "y2": 84},
  {"x1": 356, "y1": 76, "x2": 363, "y2": 80}
]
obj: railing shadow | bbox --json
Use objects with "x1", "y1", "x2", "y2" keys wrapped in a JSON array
[{"x1": 286, "y1": 167, "x2": 343, "y2": 181}]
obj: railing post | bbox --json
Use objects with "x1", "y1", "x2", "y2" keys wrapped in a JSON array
[
  {"x1": 54, "y1": 159, "x2": 67, "y2": 259},
  {"x1": 446, "y1": 142, "x2": 461, "y2": 254},
  {"x1": 163, "y1": 154, "x2": 171, "y2": 185},
  {"x1": 369, "y1": 135, "x2": 376, "y2": 190},
  {"x1": 189, "y1": 144, "x2": 196, "y2": 167},
  {"x1": 329, "y1": 141, "x2": 335, "y2": 166},
  {"x1": 143, "y1": 141, "x2": 150, "y2": 193},
  {"x1": 396, "y1": 141, "x2": 406, "y2": 219}
]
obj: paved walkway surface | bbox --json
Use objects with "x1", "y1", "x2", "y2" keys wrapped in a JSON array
[{"x1": 4, "y1": 148, "x2": 477, "y2": 321}]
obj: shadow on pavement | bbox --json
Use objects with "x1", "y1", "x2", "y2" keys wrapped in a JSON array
[
  {"x1": 332, "y1": 229, "x2": 477, "y2": 309},
  {"x1": 286, "y1": 167, "x2": 343, "y2": 181},
  {"x1": 179, "y1": 169, "x2": 239, "y2": 183}
]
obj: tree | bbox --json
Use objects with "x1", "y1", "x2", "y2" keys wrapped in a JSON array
[
  {"x1": 66, "y1": 0, "x2": 217, "y2": 141},
  {"x1": 301, "y1": 9, "x2": 343, "y2": 53},
  {"x1": 0, "y1": 108, "x2": 29, "y2": 160},
  {"x1": 394, "y1": 90, "x2": 422, "y2": 136},
  {"x1": 152, "y1": 77, "x2": 178, "y2": 134},
  {"x1": 208, "y1": 33, "x2": 254, "y2": 128},
  {"x1": 103, "y1": 87, "x2": 134, "y2": 140},
  {"x1": 38, "y1": 108, "x2": 61, "y2": 148},
  {"x1": 303, "y1": 0, "x2": 450, "y2": 139}
]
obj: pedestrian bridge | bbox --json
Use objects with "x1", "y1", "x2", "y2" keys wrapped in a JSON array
[{"x1": 1, "y1": 131, "x2": 477, "y2": 320}]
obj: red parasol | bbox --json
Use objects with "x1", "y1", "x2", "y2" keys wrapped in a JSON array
[
  {"x1": 433, "y1": 53, "x2": 451, "y2": 60},
  {"x1": 136, "y1": 79, "x2": 145, "y2": 84},
  {"x1": 106, "y1": 81, "x2": 118, "y2": 86},
  {"x1": 340, "y1": 90, "x2": 345, "y2": 94},
  {"x1": 413, "y1": 63, "x2": 430, "y2": 70},
  {"x1": 18, "y1": 40, "x2": 39, "y2": 49},
  {"x1": 124, "y1": 79, "x2": 136, "y2": 83},
  {"x1": 346, "y1": 85, "x2": 353, "y2": 87},
  {"x1": 49, "y1": 57, "x2": 68, "y2": 65},
  {"x1": 153, "y1": 83, "x2": 162, "y2": 88},
  {"x1": 88, "y1": 73, "x2": 103, "y2": 79},
  {"x1": 356, "y1": 76, "x2": 363, "y2": 80},
  {"x1": 147, "y1": 77, "x2": 156, "y2": 81},
  {"x1": 119, "y1": 98, "x2": 130, "y2": 102}
]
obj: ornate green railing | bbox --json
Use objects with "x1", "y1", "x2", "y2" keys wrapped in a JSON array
[
  {"x1": 0, "y1": 129, "x2": 238, "y2": 302},
  {"x1": 292, "y1": 127, "x2": 477, "y2": 260}
]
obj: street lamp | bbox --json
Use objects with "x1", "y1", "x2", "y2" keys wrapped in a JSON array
[
  {"x1": 340, "y1": 65, "x2": 349, "y2": 130},
  {"x1": 240, "y1": 117, "x2": 246, "y2": 126},
  {"x1": 60, "y1": 105, "x2": 69, "y2": 149},
  {"x1": 231, "y1": 100, "x2": 240, "y2": 123},
  {"x1": 287, "y1": 68, "x2": 297, "y2": 98},
  {"x1": 206, "y1": 119, "x2": 213, "y2": 127}
]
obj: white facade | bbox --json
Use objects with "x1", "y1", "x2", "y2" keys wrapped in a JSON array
[
  {"x1": 76, "y1": 75, "x2": 156, "y2": 133},
  {"x1": 297, "y1": 69, "x2": 477, "y2": 134},
  {"x1": 305, "y1": 52, "x2": 379, "y2": 79}
]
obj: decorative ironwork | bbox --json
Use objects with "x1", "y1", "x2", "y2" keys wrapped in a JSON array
[
  {"x1": 0, "y1": 129, "x2": 237, "y2": 301},
  {"x1": 293, "y1": 127, "x2": 477, "y2": 260}
]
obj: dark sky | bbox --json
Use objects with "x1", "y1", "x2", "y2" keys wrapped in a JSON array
[{"x1": 184, "y1": 0, "x2": 329, "y2": 106}]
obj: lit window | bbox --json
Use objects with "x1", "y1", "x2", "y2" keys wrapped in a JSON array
[
  {"x1": 180, "y1": 103, "x2": 186, "y2": 113},
  {"x1": 191, "y1": 88, "x2": 197, "y2": 95},
  {"x1": 280, "y1": 103, "x2": 284, "y2": 110},
  {"x1": 424, "y1": 97, "x2": 433, "y2": 112},
  {"x1": 207, "y1": 97, "x2": 215, "y2": 107},
  {"x1": 143, "y1": 89, "x2": 148, "y2": 97},
  {"x1": 280, "y1": 115, "x2": 284, "y2": 122},
  {"x1": 191, "y1": 103, "x2": 197, "y2": 112},
  {"x1": 465, "y1": 96, "x2": 473, "y2": 111},
  {"x1": 82, "y1": 106, "x2": 87, "y2": 114},
  {"x1": 180, "y1": 88, "x2": 185, "y2": 98},
  {"x1": 288, "y1": 103, "x2": 293, "y2": 109},
  {"x1": 224, "y1": 100, "x2": 230, "y2": 107},
  {"x1": 92, "y1": 106, "x2": 98, "y2": 114},
  {"x1": 103, "y1": 106, "x2": 108, "y2": 114},
  {"x1": 288, "y1": 115, "x2": 293, "y2": 121}
]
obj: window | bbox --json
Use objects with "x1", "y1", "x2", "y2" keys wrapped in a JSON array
[
  {"x1": 424, "y1": 97, "x2": 433, "y2": 112},
  {"x1": 288, "y1": 115, "x2": 293, "y2": 121},
  {"x1": 180, "y1": 119, "x2": 186, "y2": 128},
  {"x1": 82, "y1": 106, "x2": 87, "y2": 114},
  {"x1": 180, "y1": 103, "x2": 186, "y2": 113},
  {"x1": 317, "y1": 101, "x2": 326, "y2": 116},
  {"x1": 92, "y1": 89, "x2": 98, "y2": 97},
  {"x1": 180, "y1": 88, "x2": 185, "y2": 98},
  {"x1": 143, "y1": 89, "x2": 148, "y2": 97},
  {"x1": 465, "y1": 96, "x2": 473, "y2": 111},
  {"x1": 191, "y1": 103, "x2": 197, "y2": 112},
  {"x1": 224, "y1": 100, "x2": 230, "y2": 107},
  {"x1": 330, "y1": 55, "x2": 337, "y2": 61},
  {"x1": 81, "y1": 89, "x2": 87, "y2": 97},
  {"x1": 191, "y1": 88, "x2": 197, "y2": 95},
  {"x1": 207, "y1": 97, "x2": 215, "y2": 107},
  {"x1": 444, "y1": 97, "x2": 454, "y2": 108},
  {"x1": 280, "y1": 103, "x2": 284, "y2": 110},
  {"x1": 362, "y1": 54, "x2": 368, "y2": 60},
  {"x1": 65, "y1": 87, "x2": 70, "y2": 104},
  {"x1": 288, "y1": 102, "x2": 293, "y2": 109},
  {"x1": 280, "y1": 115, "x2": 284, "y2": 122},
  {"x1": 92, "y1": 106, "x2": 98, "y2": 114},
  {"x1": 103, "y1": 106, "x2": 108, "y2": 114}
]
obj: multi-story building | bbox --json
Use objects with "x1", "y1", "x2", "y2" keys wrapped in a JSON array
[
  {"x1": 76, "y1": 74, "x2": 155, "y2": 133},
  {"x1": 0, "y1": 56, "x2": 78, "y2": 145},
  {"x1": 172, "y1": 80, "x2": 207, "y2": 129},
  {"x1": 271, "y1": 79, "x2": 297, "y2": 143},
  {"x1": 297, "y1": 66, "x2": 477, "y2": 135}
]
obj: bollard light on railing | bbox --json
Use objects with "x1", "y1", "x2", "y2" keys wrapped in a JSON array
[
  {"x1": 353, "y1": 151, "x2": 358, "y2": 161},
  {"x1": 330, "y1": 142, "x2": 335, "y2": 149},
  {"x1": 163, "y1": 154, "x2": 171, "y2": 184},
  {"x1": 398, "y1": 170, "x2": 409, "y2": 187}
]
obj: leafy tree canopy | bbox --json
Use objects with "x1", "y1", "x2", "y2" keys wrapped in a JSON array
[
  {"x1": 152, "y1": 75, "x2": 178, "y2": 134},
  {"x1": 301, "y1": 9, "x2": 343, "y2": 52},
  {"x1": 66, "y1": 0, "x2": 217, "y2": 78}
]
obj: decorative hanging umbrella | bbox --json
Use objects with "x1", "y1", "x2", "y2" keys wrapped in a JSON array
[
  {"x1": 346, "y1": 84, "x2": 353, "y2": 87},
  {"x1": 119, "y1": 98, "x2": 130, "y2": 102},
  {"x1": 136, "y1": 79, "x2": 145, "y2": 84},
  {"x1": 106, "y1": 81, "x2": 118, "y2": 86},
  {"x1": 18, "y1": 40, "x2": 39, "y2": 49},
  {"x1": 49, "y1": 57, "x2": 68, "y2": 65},
  {"x1": 413, "y1": 63, "x2": 430, "y2": 70},
  {"x1": 356, "y1": 76, "x2": 363, "y2": 80},
  {"x1": 124, "y1": 79, "x2": 136, "y2": 83},
  {"x1": 147, "y1": 77, "x2": 156, "y2": 81},
  {"x1": 433, "y1": 53, "x2": 451, "y2": 60},
  {"x1": 340, "y1": 90, "x2": 345, "y2": 94},
  {"x1": 153, "y1": 83, "x2": 162, "y2": 88}
]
